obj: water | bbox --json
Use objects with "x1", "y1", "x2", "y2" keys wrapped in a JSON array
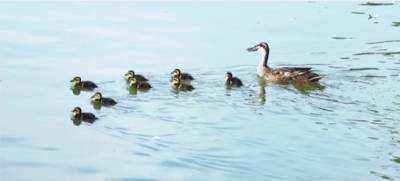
[{"x1": 1, "y1": 2, "x2": 399, "y2": 180}]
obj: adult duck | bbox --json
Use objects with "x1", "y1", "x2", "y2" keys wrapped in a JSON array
[{"x1": 247, "y1": 42, "x2": 321, "y2": 83}]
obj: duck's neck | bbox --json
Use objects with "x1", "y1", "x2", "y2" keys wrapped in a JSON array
[{"x1": 258, "y1": 48, "x2": 269, "y2": 68}]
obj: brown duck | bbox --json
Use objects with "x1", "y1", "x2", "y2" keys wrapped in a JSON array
[{"x1": 247, "y1": 42, "x2": 321, "y2": 83}]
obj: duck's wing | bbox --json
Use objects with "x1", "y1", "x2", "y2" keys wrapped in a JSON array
[
  {"x1": 272, "y1": 67, "x2": 321, "y2": 83},
  {"x1": 135, "y1": 74, "x2": 149, "y2": 82}
]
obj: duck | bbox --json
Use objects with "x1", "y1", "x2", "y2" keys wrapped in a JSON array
[
  {"x1": 128, "y1": 77, "x2": 152, "y2": 91},
  {"x1": 225, "y1": 72, "x2": 243, "y2": 87},
  {"x1": 125, "y1": 70, "x2": 149, "y2": 82},
  {"x1": 172, "y1": 77, "x2": 194, "y2": 91},
  {"x1": 171, "y1": 68, "x2": 194, "y2": 82},
  {"x1": 247, "y1": 42, "x2": 321, "y2": 83},
  {"x1": 91, "y1": 92, "x2": 117, "y2": 106},
  {"x1": 71, "y1": 107, "x2": 97, "y2": 124},
  {"x1": 70, "y1": 76, "x2": 98, "y2": 90}
]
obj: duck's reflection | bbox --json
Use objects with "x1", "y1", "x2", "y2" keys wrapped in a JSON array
[
  {"x1": 257, "y1": 77, "x2": 267, "y2": 105},
  {"x1": 292, "y1": 81, "x2": 325, "y2": 94}
]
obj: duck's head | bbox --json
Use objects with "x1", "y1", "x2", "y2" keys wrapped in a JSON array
[
  {"x1": 171, "y1": 69, "x2": 181, "y2": 77},
  {"x1": 125, "y1": 70, "x2": 135, "y2": 78},
  {"x1": 91, "y1": 92, "x2": 102, "y2": 101},
  {"x1": 225, "y1": 72, "x2": 233, "y2": 81},
  {"x1": 70, "y1": 76, "x2": 81, "y2": 85},
  {"x1": 247, "y1": 42, "x2": 270, "y2": 54},
  {"x1": 172, "y1": 77, "x2": 181, "y2": 87},
  {"x1": 71, "y1": 107, "x2": 82, "y2": 117},
  {"x1": 128, "y1": 77, "x2": 137, "y2": 87}
]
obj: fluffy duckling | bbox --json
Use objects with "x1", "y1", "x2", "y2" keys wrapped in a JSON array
[
  {"x1": 128, "y1": 77, "x2": 152, "y2": 91},
  {"x1": 91, "y1": 92, "x2": 117, "y2": 106},
  {"x1": 225, "y1": 72, "x2": 243, "y2": 87},
  {"x1": 125, "y1": 70, "x2": 149, "y2": 82},
  {"x1": 71, "y1": 107, "x2": 97, "y2": 124},
  {"x1": 172, "y1": 77, "x2": 194, "y2": 91},
  {"x1": 70, "y1": 76, "x2": 98, "y2": 90},
  {"x1": 171, "y1": 68, "x2": 194, "y2": 82}
]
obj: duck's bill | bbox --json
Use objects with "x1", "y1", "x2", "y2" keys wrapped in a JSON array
[
  {"x1": 70, "y1": 79, "x2": 75, "y2": 82},
  {"x1": 247, "y1": 46, "x2": 258, "y2": 52}
]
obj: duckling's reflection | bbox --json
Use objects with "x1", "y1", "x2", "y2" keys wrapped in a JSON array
[
  {"x1": 127, "y1": 87, "x2": 138, "y2": 95},
  {"x1": 71, "y1": 87, "x2": 82, "y2": 96},
  {"x1": 91, "y1": 102, "x2": 102, "y2": 110}
]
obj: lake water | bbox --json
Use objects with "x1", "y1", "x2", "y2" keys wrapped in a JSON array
[{"x1": 1, "y1": 2, "x2": 399, "y2": 180}]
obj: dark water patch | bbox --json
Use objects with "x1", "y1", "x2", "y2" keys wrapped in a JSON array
[
  {"x1": 368, "y1": 137, "x2": 379, "y2": 140},
  {"x1": 133, "y1": 152, "x2": 151, "y2": 157},
  {"x1": 160, "y1": 160, "x2": 194, "y2": 169},
  {"x1": 392, "y1": 156, "x2": 400, "y2": 164},
  {"x1": 0, "y1": 136, "x2": 26, "y2": 143},
  {"x1": 367, "y1": 40, "x2": 400, "y2": 44},
  {"x1": 332, "y1": 37, "x2": 353, "y2": 40},
  {"x1": 375, "y1": 49, "x2": 388, "y2": 51},
  {"x1": 340, "y1": 57, "x2": 350, "y2": 60},
  {"x1": 350, "y1": 119, "x2": 369, "y2": 123},
  {"x1": 392, "y1": 22, "x2": 400, "y2": 27},
  {"x1": 360, "y1": 2, "x2": 394, "y2": 6},
  {"x1": 353, "y1": 51, "x2": 400, "y2": 56},
  {"x1": 361, "y1": 75, "x2": 387, "y2": 78},
  {"x1": 349, "y1": 68, "x2": 379, "y2": 71},
  {"x1": 136, "y1": 143, "x2": 161, "y2": 152},
  {"x1": 328, "y1": 65, "x2": 347, "y2": 69},
  {"x1": 351, "y1": 11, "x2": 365, "y2": 14}
]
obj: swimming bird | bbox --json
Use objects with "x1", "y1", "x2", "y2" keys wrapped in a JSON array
[
  {"x1": 70, "y1": 76, "x2": 98, "y2": 90},
  {"x1": 172, "y1": 77, "x2": 194, "y2": 91},
  {"x1": 125, "y1": 70, "x2": 149, "y2": 82},
  {"x1": 128, "y1": 77, "x2": 152, "y2": 91},
  {"x1": 171, "y1": 68, "x2": 194, "y2": 82},
  {"x1": 91, "y1": 92, "x2": 117, "y2": 106},
  {"x1": 247, "y1": 42, "x2": 321, "y2": 83},
  {"x1": 71, "y1": 107, "x2": 97, "y2": 123},
  {"x1": 225, "y1": 72, "x2": 243, "y2": 87}
]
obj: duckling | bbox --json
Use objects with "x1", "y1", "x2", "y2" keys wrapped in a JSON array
[
  {"x1": 247, "y1": 42, "x2": 321, "y2": 83},
  {"x1": 70, "y1": 76, "x2": 98, "y2": 90},
  {"x1": 225, "y1": 72, "x2": 243, "y2": 87},
  {"x1": 172, "y1": 77, "x2": 194, "y2": 91},
  {"x1": 91, "y1": 92, "x2": 117, "y2": 106},
  {"x1": 170, "y1": 68, "x2": 194, "y2": 82},
  {"x1": 128, "y1": 77, "x2": 152, "y2": 91},
  {"x1": 125, "y1": 70, "x2": 148, "y2": 82},
  {"x1": 71, "y1": 107, "x2": 97, "y2": 124}
]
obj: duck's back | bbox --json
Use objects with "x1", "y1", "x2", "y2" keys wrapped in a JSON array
[
  {"x1": 82, "y1": 81, "x2": 98, "y2": 89},
  {"x1": 267, "y1": 67, "x2": 321, "y2": 83}
]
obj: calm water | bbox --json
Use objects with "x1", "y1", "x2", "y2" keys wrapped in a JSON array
[{"x1": 1, "y1": 2, "x2": 400, "y2": 180}]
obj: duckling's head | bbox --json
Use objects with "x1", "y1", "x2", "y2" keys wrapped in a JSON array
[
  {"x1": 171, "y1": 69, "x2": 181, "y2": 77},
  {"x1": 172, "y1": 77, "x2": 181, "y2": 86},
  {"x1": 225, "y1": 72, "x2": 233, "y2": 81},
  {"x1": 91, "y1": 92, "x2": 102, "y2": 101},
  {"x1": 70, "y1": 76, "x2": 81, "y2": 84},
  {"x1": 128, "y1": 77, "x2": 137, "y2": 86},
  {"x1": 125, "y1": 70, "x2": 135, "y2": 78},
  {"x1": 72, "y1": 107, "x2": 82, "y2": 116},
  {"x1": 247, "y1": 42, "x2": 270, "y2": 54}
]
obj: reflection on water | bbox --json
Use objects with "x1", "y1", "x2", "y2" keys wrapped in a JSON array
[{"x1": 1, "y1": 1, "x2": 400, "y2": 181}]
